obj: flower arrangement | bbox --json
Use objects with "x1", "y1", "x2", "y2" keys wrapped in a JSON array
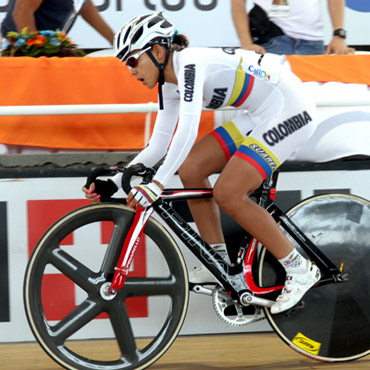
[{"x1": 1, "y1": 28, "x2": 85, "y2": 57}]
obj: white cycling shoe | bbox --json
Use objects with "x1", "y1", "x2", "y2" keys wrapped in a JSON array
[
  {"x1": 188, "y1": 265, "x2": 220, "y2": 284},
  {"x1": 271, "y1": 261, "x2": 321, "y2": 314}
]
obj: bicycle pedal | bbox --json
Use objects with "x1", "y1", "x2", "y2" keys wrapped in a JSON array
[{"x1": 284, "y1": 300, "x2": 305, "y2": 317}]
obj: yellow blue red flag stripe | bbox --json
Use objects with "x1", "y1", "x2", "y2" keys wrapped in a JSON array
[
  {"x1": 136, "y1": 185, "x2": 157, "y2": 202},
  {"x1": 211, "y1": 121, "x2": 245, "y2": 160},
  {"x1": 235, "y1": 137, "x2": 280, "y2": 180},
  {"x1": 227, "y1": 60, "x2": 255, "y2": 107}
]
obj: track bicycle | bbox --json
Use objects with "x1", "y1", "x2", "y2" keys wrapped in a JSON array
[{"x1": 24, "y1": 164, "x2": 370, "y2": 370}]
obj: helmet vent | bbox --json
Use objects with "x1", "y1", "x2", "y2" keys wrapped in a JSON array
[
  {"x1": 116, "y1": 32, "x2": 121, "y2": 48},
  {"x1": 132, "y1": 27, "x2": 143, "y2": 44},
  {"x1": 148, "y1": 17, "x2": 162, "y2": 28},
  {"x1": 138, "y1": 14, "x2": 150, "y2": 23},
  {"x1": 123, "y1": 26, "x2": 131, "y2": 44},
  {"x1": 161, "y1": 20, "x2": 172, "y2": 29}
]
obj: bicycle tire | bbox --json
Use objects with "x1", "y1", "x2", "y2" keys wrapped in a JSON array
[
  {"x1": 24, "y1": 203, "x2": 189, "y2": 370},
  {"x1": 258, "y1": 194, "x2": 370, "y2": 362}
]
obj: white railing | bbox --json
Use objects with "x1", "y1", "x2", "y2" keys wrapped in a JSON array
[
  {"x1": 0, "y1": 103, "x2": 158, "y2": 146},
  {"x1": 1, "y1": 98, "x2": 370, "y2": 146},
  {"x1": 1, "y1": 98, "x2": 370, "y2": 117},
  {"x1": 0, "y1": 103, "x2": 158, "y2": 116}
]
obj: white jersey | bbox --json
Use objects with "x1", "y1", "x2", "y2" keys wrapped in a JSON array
[
  {"x1": 254, "y1": 0, "x2": 324, "y2": 41},
  {"x1": 113, "y1": 47, "x2": 317, "y2": 189}
]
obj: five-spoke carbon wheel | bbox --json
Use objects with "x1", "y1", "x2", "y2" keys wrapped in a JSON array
[{"x1": 24, "y1": 203, "x2": 189, "y2": 370}]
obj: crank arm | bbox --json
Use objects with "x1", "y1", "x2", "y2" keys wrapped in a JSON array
[
  {"x1": 240, "y1": 292, "x2": 275, "y2": 308},
  {"x1": 191, "y1": 284, "x2": 214, "y2": 296}
]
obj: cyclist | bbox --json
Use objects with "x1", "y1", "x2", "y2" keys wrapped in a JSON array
[{"x1": 83, "y1": 11, "x2": 321, "y2": 314}]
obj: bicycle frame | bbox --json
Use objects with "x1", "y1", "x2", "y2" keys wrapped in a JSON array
[
  {"x1": 24, "y1": 164, "x2": 370, "y2": 368},
  {"x1": 109, "y1": 171, "x2": 346, "y2": 306}
]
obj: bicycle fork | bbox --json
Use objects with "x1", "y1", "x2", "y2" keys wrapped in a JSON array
[{"x1": 108, "y1": 206, "x2": 154, "y2": 294}]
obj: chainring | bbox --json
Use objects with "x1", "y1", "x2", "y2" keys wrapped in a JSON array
[{"x1": 212, "y1": 286, "x2": 265, "y2": 327}]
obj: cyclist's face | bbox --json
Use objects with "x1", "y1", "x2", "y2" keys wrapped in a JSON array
[
  {"x1": 127, "y1": 46, "x2": 162, "y2": 89},
  {"x1": 125, "y1": 47, "x2": 151, "y2": 69}
]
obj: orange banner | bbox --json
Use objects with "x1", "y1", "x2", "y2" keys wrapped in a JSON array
[
  {"x1": 286, "y1": 55, "x2": 370, "y2": 85},
  {"x1": 0, "y1": 56, "x2": 214, "y2": 150},
  {"x1": 0, "y1": 55, "x2": 369, "y2": 150}
]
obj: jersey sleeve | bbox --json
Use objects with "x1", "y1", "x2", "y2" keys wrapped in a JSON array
[
  {"x1": 111, "y1": 84, "x2": 180, "y2": 189},
  {"x1": 128, "y1": 85, "x2": 180, "y2": 168},
  {"x1": 153, "y1": 53, "x2": 206, "y2": 186}
]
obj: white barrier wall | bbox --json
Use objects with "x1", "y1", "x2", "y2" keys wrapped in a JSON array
[{"x1": 0, "y1": 167, "x2": 369, "y2": 343}]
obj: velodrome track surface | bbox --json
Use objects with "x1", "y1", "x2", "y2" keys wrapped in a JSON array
[{"x1": 1, "y1": 333, "x2": 369, "y2": 369}]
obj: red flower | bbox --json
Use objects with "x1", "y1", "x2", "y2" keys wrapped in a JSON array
[
  {"x1": 33, "y1": 36, "x2": 47, "y2": 45},
  {"x1": 27, "y1": 38, "x2": 36, "y2": 46}
]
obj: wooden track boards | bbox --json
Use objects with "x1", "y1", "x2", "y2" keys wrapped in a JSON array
[{"x1": 1, "y1": 333, "x2": 369, "y2": 369}]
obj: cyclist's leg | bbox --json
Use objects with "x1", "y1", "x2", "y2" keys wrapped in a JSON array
[
  {"x1": 178, "y1": 133, "x2": 227, "y2": 245},
  {"x1": 179, "y1": 116, "x2": 255, "y2": 245},
  {"x1": 214, "y1": 147, "x2": 319, "y2": 312},
  {"x1": 214, "y1": 72, "x2": 319, "y2": 312},
  {"x1": 214, "y1": 156, "x2": 293, "y2": 258},
  {"x1": 213, "y1": 70, "x2": 318, "y2": 257}
]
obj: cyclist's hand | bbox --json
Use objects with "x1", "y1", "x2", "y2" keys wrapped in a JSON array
[
  {"x1": 83, "y1": 179, "x2": 118, "y2": 203},
  {"x1": 128, "y1": 181, "x2": 163, "y2": 209}
]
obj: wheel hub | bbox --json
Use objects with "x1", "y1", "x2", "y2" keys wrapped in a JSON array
[{"x1": 100, "y1": 282, "x2": 117, "y2": 301}]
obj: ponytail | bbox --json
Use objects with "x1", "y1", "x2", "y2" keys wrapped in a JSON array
[{"x1": 171, "y1": 34, "x2": 189, "y2": 51}]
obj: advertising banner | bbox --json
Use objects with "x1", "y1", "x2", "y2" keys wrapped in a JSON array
[
  {"x1": 0, "y1": 168, "x2": 370, "y2": 343},
  {"x1": 0, "y1": 0, "x2": 369, "y2": 49}
]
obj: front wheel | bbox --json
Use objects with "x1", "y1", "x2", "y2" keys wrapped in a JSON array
[
  {"x1": 24, "y1": 203, "x2": 189, "y2": 370},
  {"x1": 259, "y1": 194, "x2": 370, "y2": 361}
]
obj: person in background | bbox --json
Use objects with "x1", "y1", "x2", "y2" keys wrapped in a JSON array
[
  {"x1": 231, "y1": 0, "x2": 355, "y2": 55},
  {"x1": 1, "y1": 0, "x2": 114, "y2": 45}
]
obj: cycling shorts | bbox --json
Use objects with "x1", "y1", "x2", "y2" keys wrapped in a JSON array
[{"x1": 211, "y1": 71, "x2": 317, "y2": 180}]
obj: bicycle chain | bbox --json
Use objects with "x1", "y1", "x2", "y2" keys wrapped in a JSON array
[{"x1": 211, "y1": 286, "x2": 266, "y2": 327}]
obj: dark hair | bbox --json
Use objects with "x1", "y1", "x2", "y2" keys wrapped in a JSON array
[{"x1": 171, "y1": 34, "x2": 189, "y2": 51}]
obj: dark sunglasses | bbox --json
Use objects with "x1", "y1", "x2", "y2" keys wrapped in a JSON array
[{"x1": 125, "y1": 47, "x2": 151, "y2": 69}]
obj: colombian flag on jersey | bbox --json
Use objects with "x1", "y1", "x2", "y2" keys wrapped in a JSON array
[
  {"x1": 211, "y1": 122, "x2": 280, "y2": 179},
  {"x1": 235, "y1": 137, "x2": 281, "y2": 180},
  {"x1": 227, "y1": 60, "x2": 255, "y2": 107},
  {"x1": 211, "y1": 121, "x2": 245, "y2": 161}
]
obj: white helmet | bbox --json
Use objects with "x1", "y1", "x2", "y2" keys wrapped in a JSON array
[{"x1": 114, "y1": 11, "x2": 176, "y2": 61}]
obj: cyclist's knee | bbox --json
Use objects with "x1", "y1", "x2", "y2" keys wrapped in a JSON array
[
  {"x1": 213, "y1": 182, "x2": 237, "y2": 214},
  {"x1": 178, "y1": 160, "x2": 196, "y2": 182},
  {"x1": 214, "y1": 180, "x2": 257, "y2": 216},
  {"x1": 178, "y1": 158, "x2": 207, "y2": 184}
]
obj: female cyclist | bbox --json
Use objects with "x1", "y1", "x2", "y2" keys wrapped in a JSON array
[{"x1": 83, "y1": 11, "x2": 321, "y2": 314}]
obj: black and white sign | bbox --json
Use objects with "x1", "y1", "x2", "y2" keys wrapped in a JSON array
[{"x1": 0, "y1": 1, "x2": 369, "y2": 49}]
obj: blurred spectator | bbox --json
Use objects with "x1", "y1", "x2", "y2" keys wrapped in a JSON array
[
  {"x1": 231, "y1": 0, "x2": 355, "y2": 55},
  {"x1": 1, "y1": 0, "x2": 114, "y2": 46}
]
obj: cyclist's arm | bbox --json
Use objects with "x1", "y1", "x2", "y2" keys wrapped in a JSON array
[
  {"x1": 153, "y1": 112, "x2": 200, "y2": 186},
  {"x1": 153, "y1": 56, "x2": 205, "y2": 187},
  {"x1": 111, "y1": 87, "x2": 180, "y2": 189},
  {"x1": 128, "y1": 90, "x2": 180, "y2": 167}
]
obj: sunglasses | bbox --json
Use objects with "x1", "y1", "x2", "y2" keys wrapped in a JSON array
[{"x1": 125, "y1": 47, "x2": 151, "y2": 69}]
